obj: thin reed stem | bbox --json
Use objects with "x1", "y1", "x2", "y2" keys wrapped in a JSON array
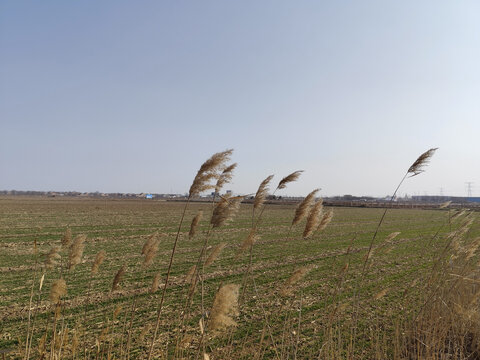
[{"x1": 147, "y1": 197, "x2": 190, "y2": 360}]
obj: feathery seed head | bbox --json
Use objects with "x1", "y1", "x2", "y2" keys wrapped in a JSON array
[
  {"x1": 280, "y1": 265, "x2": 314, "y2": 296},
  {"x1": 113, "y1": 306, "x2": 122, "y2": 320},
  {"x1": 237, "y1": 229, "x2": 258, "y2": 258},
  {"x1": 61, "y1": 228, "x2": 72, "y2": 247},
  {"x1": 189, "y1": 211, "x2": 203, "y2": 239},
  {"x1": 68, "y1": 234, "x2": 87, "y2": 270},
  {"x1": 211, "y1": 195, "x2": 243, "y2": 228},
  {"x1": 215, "y1": 163, "x2": 237, "y2": 193},
  {"x1": 91, "y1": 250, "x2": 106, "y2": 275},
  {"x1": 142, "y1": 235, "x2": 159, "y2": 267},
  {"x1": 385, "y1": 232, "x2": 401, "y2": 243},
  {"x1": 205, "y1": 243, "x2": 226, "y2": 267},
  {"x1": 141, "y1": 233, "x2": 158, "y2": 255},
  {"x1": 407, "y1": 148, "x2": 438, "y2": 177},
  {"x1": 316, "y1": 208, "x2": 333, "y2": 233},
  {"x1": 374, "y1": 288, "x2": 388, "y2": 300},
  {"x1": 277, "y1": 170, "x2": 303, "y2": 190},
  {"x1": 111, "y1": 265, "x2": 126, "y2": 292},
  {"x1": 254, "y1": 175, "x2": 274, "y2": 210},
  {"x1": 150, "y1": 272, "x2": 161, "y2": 293},
  {"x1": 209, "y1": 284, "x2": 240, "y2": 333},
  {"x1": 49, "y1": 278, "x2": 67, "y2": 304},
  {"x1": 189, "y1": 149, "x2": 233, "y2": 197},
  {"x1": 439, "y1": 201, "x2": 452, "y2": 209},
  {"x1": 45, "y1": 246, "x2": 61, "y2": 269},
  {"x1": 303, "y1": 200, "x2": 324, "y2": 238},
  {"x1": 293, "y1": 189, "x2": 320, "y2": 226}
]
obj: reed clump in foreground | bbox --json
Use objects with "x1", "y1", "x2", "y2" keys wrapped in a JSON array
[{"x1": 10, "y1": 146, "x2": 480, "y2": 360}]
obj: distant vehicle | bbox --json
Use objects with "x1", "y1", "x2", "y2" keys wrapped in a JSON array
[{"x1": 146, "y1": 194, "x2": 153, "y2": 199}]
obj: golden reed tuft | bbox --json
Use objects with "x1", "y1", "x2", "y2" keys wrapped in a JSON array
[
  {"x1": 237, "y1": 229, "x2": 258, "y2": 258},
  {"x1": 254, "y1": 175, "x2": 274, "y2": 210},
  {"x1": 209, "y1": 283, "x2": 240, "y2": 333},
  {"x1": 68, "y1": 234, "x2": 86, "y2": 270},
  {"x1": 280, "y1": 265, "x2": 314, "y2": 296},
  {"x1": 385, "y1": 232, "x2": 401, "y2": 243},
  {"x1": 91, "y1": 250, "x2": 106, "y2": 275},
  {"x1": 150, "y1": 272, "x2": 161, "y2": 293},
  {"x1": 439, "y1": 201, "x2": 452, "y2": 209},
  {"x1": 142, "y1": 234, "x2": 159, "y2": 267},
  {"x1": 189, "y1": 211, "x2": 203, "y2": 239},
  {"x1": 113, "y1": 305, "x2": 122, "y2": 320},
  {"x1": 189, "y1": 149, "x2": 233, "y2": 197},
  {"x1": 61, "y1": 227, "x2": 72, "y2": 248},
  {"x1": 277, "y1": 170, "x2": 303, "y2": 190},
  {"x1": 374, "y1": 288, "x2": 388, "y2": 300},
  {"x1": 205, "y1": 243, "x2": 226, "y2": 267},
  {"x1": 49, "y1": 278, "x2": 67, "y2": 304},
  {"x1": 45, "y1": 246, "x2": 61, "y2": 268},
  {"x1": 141, "y1": 233, "x2": 158, "y2": 255},
  {"x1": 407, "y1": 148, "x2": 438, "y2": 177},
  {"x1": 316, "y1": 208, "x2": 333, "y2": 233},
  {"x1": 111, "y1": 265, "x2": 126, "y2": 292},
  {"x1": 215, "y1": 163, "x2": 237, "y2": 193},
  {"x1": 293, "y1": 189, "x2": 320, "y2": 226},
  {"x1": 303, "y1": 200, "x2": 323, "y2": 238},
  {"x1": 211, "y1": 195, "x2": 243, "y2": 228}
]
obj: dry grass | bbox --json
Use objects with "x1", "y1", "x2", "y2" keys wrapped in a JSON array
[{"x1": 4, "y1": 147, "x2": 480, "y2": 360}]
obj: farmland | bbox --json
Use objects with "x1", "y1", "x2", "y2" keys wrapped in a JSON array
[{"x1": 1, "y1": 195, "x2": 477, "y2": 359}]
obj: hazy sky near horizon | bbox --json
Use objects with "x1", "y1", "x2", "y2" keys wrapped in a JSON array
[{"x1": 1, "y1": 1, "x2": 479, "y2": 197}]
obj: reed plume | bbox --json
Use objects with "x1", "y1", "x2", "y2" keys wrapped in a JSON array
[
  {"x1": 205, "y1": 243, "x2": 226, "y2": 267},
  {"x1": 293, "y1": 189, "x2": 319, "y2": 226},
  {"x1": 439, "y1": 201, "x2": 452, "y2": 209},
  {"x1": 142, "y1": 233, "x2": 158, "y2": 255},
  {"x1": 211, "y1": 195, "x2": 243, "y2": 228},
  {"x1": 148, "y1": 149, "x2": 233, "y2": 360},
  {"x1": 112, "y1": 265, "x2": 126, "y2": 292},
  {"x1": 385, "y1": 232, "x2": 400, "y2": 243},
  {"x1": 374, "y1": 288, "x2": 388, "y2": 300},
  {"x1": 215, "y1": 163, "x2": 237, "y2": 193},
  {"x1": 303, "y1": 200, "x2": 323, "y2": 238},
  {"x1": 113, "y1": 305, "x2": 122, "y2": 320},
  {"x1": 49, "y1": 278, "x2": 67, "y2": 304},
  {"x1": 189, "y1": 149, "x2": 233, "y2": 197},
  {"x1": 280, "y1": 265, "x2": 314, "y2": 296},
  {"x1": 254, "y1": 175, "x2": 274, "y2": 210},
  {"x1": 277, "y1": 170, "x2": 303, "y2": 190},
  {"x1": 142, "y1": 235, "x2": 159, "y2": 267},
  {"x1": 407, "y1": 148, "x2": 438, "y2": 177},
  {"x1": 151, "y1": 272, "x2": 161, "y2": 293},
  {"x1": 209, "y1": 284, "x2": 240, "y2": 333},
  {"x1": 316, "y1": 208, "x2": 333, "y2": 233},
  {"x1": 45, "y1": 246, "x2": 61, "y2": 268},
  {"x1": 189, "y1": 211, "x2": 203, "y2": 239},
  {"x1": 61, "y1": 228, "x2": 72, "y2": 247},
  {"x1": 68, "y1": 234, "x2": 86, "y2": 270},
  {"x1": 237, "y1": 229, "x2": 258, "y2": 257},
  {"x1": 91, "y1": 250, "x2": 106, "y2": 275}
]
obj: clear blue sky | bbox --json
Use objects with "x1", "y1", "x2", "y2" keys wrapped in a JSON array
[{"x1": 1, "y1": 1, "x2": 479, "y2": 197}]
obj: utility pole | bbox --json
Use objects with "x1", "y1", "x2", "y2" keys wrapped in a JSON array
[{"x1": 466, "y1": 182, "x2": 474, "y2": 198}]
